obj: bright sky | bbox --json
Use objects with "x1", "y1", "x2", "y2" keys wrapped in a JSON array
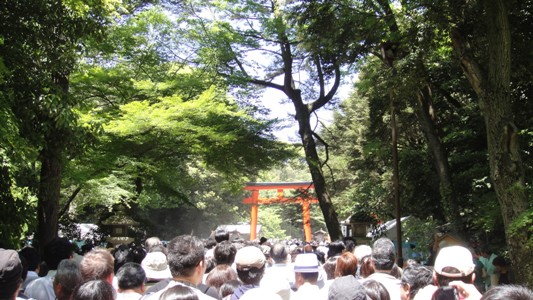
[{"x1": 260, "y1": 77, "x2": 356, "y2": 143}]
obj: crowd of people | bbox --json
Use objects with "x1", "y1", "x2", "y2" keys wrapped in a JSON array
[{"x1": 0, "y1": 230, "x2": 531, "y2": 300}]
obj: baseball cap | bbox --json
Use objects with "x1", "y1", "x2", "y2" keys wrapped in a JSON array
[
  {"x1": 434, "y1": 246, "x2": 475, "y2": 277},
  {"x1": 235, "y1": 246, "x2": 266, "y2": 270},
  {"x1": 328, "y1": 275, "x2": 366, "y2": 300}
]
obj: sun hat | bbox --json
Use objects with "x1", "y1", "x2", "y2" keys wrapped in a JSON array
[
  {"x1": 293, "y1": 253, "x2": 319, "y2": 273},
  {"x1": 235, "y1": 246, "x2": 266, "y2": 270},
  {"x1": 141, "y1": 251, "x2": 171, "y2": 280},
  {"x1": 434, "y1": 246, "x2": 475, "y2": 277}
]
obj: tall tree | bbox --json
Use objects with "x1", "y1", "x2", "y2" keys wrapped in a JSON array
[
  {"x1": 175, "y1": 0, "x2": 384, "y2": 240},
  {"x1": 448, "y1": 0, "x2": 531, "y2": 284},
  {"x1": 0, "y1": 0, "x2": 124, "y2": 249}
]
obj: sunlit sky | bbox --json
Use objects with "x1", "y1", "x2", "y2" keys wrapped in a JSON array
[{"x1": 260, "y1": 76, "x2": 356, "y2": 143}]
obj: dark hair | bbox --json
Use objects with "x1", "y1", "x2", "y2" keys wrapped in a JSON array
[
  {"x1": 214, "y1": 241, "x2": 237, "y2": 265},
  {"x1": 360, "y1": 255, "x2": 375, "y2": 278},
  {"x1": 205, "y1": 257, "x2": 216, "y2": 274},
  {"x1": 72, "y1": 280, "x2": 115, "y2": 300},
  {"x1": 363, "y1": 279, "x2": 391, "y2": 300},
  {"x1": 323, "y1": 256, "x2": 338, "y2": 280},
  {"x1": 236, "y1": 265, "x2": 265, "y2": 285},
  {"x1": 401, "y1": 264, "x2": 433, "y2": 299},
  {"x1": 372, "y1": 238, "x2": 396, "y2": 271},
  {"x1": 327, "y1": 240, "x2": 346, "y2": 258},
  {"x1": 491, "y1": 256, "x2": 508, "y2": 268},
  {"x1": 270, "y1": 243, "x2": 288, "y2": 264},
  {"x1": 54, "y1": 259, "x2": 82, "y2": 300},
  {"x1": 18, "y1": 247, "x2": 40, "y2": 271},
  {"x1": 343, "y1": 237, "x2": 357, "y2": 253},
  {"x1": 43, "y1": 238, "x2": 74, "y2": 270},
  {"x1": 159, "y1": 285, "x2": 199, "y2": 300},
  {"x1": 219, "y1": 280, "x2": 241, "y2": 299},
  {"x1": 481, "y1": 285, "x2": 533, "y2": 300},
  {"x1": 79, "y1": 248, "x2": 114, "y2": 282},
  {"x1": 130, "y1": 245, "x2": 147, "y2": 264},
  {"x1": 167, "y1": 235, "x2": 205, "y2": 278},
  {"x1": 298, "y1": 272, "x2": 319, "y2": 283},
  {"x1": 435, "y1": 267, "x2": 474, "y2": 287},
  {"x1": 206, "y1": 264, "x2": 238, "y2": 290},
  {"x1": 112, "y1": 244, "x2": 133, "y2": 273},
  {"x1": 116, "y1": 262, "x2": 146, "y2": 290},
  {"x1": 335, "y1": 252, "x2": 358, "y2": 278},
  {"x1": 214, "y1": 230, "x2": 230, "y2": 243},
  {"x1": 205, "y1": 239, "x2": 217, "y2": 250}
]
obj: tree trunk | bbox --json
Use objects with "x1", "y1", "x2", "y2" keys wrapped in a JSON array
[
  {"x1": 450, "y1": 0, "x2": 531, "y2": 286},
  {"x1": 35, "y1": 136, "x2": 63, "y2": 252},
  {"x1": 415, "y1": 85, "x2": 463, "y2": 233},
  {"x1": 294, "y1": 101, "x2": 343, "y2": 241}
]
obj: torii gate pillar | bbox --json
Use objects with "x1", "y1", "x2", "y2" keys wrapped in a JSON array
[{"x1": 244, "y1": 182, "x2": 318, "y2": 242}]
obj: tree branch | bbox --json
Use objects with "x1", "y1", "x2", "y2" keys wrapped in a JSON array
[{"x1": 58, "y1": 186, "x2": 82, "y2": 219}]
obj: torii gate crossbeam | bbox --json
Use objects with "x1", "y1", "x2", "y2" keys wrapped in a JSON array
[{"x1": 243, "y1": 182, "x2": 318, "y2": 242}]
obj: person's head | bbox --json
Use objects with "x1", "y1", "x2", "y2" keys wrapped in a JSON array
[
  {"x1": 214, "y1": 241, "x2": 237, "y2": 265},
  {"x1": 72, "y1": 280, "x2": 115, "y2": 300},
  {"x1": 18, "y1": 247, "x2": 40, "y2": 272},
  {"x1": 433, "y1": 246, "x2": 475, "y2": 286},
  {"x1": 141, "y1": 251, "x2": 171, "y2": 281},
  {"x1": 160, "y1": 285, "x2": 199, "y2": 300},
  {"x1": 491, "y1": 256, "x2": 509, "y2": 272},
  {"x1": 372, "y1": 238, "x2": 396, "y2": 272},
  {"x1": 323, "y1": 256, "x2": 338, "y2": 280},
  {"x1": 270, "y1": 243, "x2": 289, "y2": 264},
  {"x1": 167, "y1": 235, "x2": 206, "y2": 283},
  {"x1": 205, "y1": 264, "x2": 238, "y2": 290},
  {"x1": 0, "y1": 249, "x2": 23, "y2": 300},
  {"x1": 219, "y1": 280, "x2": 241, "y2": 299},
  {"x1": 363, "y1": 279, "x2": 391, "y2": 300},
  {"x1": 359, "y1": 254, "x2": 375, "y2": 278},
  {"x1": 144, "y1": 237, "x2": 163, "y2": 253},
  {"x1": 327, "y1": 275, "x2": 366, "y2": 300},
  {"x1": 43, "y1": 237, "x2": 74, "y2": 270},
  {"x1": 235, "y1": 246, "x2": 266, "y2": 285},
  {"x1": 327, "y1": 240, "x2": 346, "y2": 259},
  {"x1": 343, "y1": 237, "x2": 357, "y2": 253},
  {"x1": 112, "y1": 244, "x2": 133, "y2": 273},
  {"x1": 293, "y1": 253, "x2": 320, "y2": 288},
  {"x1": 53, "y1": 259, "x2": 82, "y2": 300},
  {"x1": 214, "y1": 230, "x2": 230, "y2": 243},
  {"x1": 79, "y1": 248, "x2": 114, "y2": 283},
  {"x1": 130, "y1": 244, "x2": 146, "y2": 264},
  {"x1": 205, "y1": 239, "x2": 217, "y2": 250},
  {"x1": 481, "y1": 285, "x2": 533, "y2": 300},
  {"x1": 401, "y1": 264, "x2": 433, "y2": 300},
  {"x1": 116, "y1": 262, "x2": 146, "y2": 292},
  {"x1": 335, "y1": 251, "x2": 358, "y2": 278}
]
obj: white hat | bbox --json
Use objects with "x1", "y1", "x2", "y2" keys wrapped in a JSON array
[
  {"x1": 434, "y1": 246, "x2": 475, "y2": 277},
  {"x1": 235, "y1": 246, "x2": 266, "y2": 270},
  {"x1": 294, "y1": 253, "x2": 319, "y2": 273},
  {"x1": 141, "y1": 252, "x2": 172, "y2": 280}
]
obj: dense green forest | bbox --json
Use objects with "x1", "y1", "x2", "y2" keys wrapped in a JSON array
[{"x1": 1, "y1": 0, "x2": 531, "y2": 285}]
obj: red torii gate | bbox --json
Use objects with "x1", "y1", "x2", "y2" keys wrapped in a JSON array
[{"x1": 243, "y1": 182, "x2": 318, "y2": 242}]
